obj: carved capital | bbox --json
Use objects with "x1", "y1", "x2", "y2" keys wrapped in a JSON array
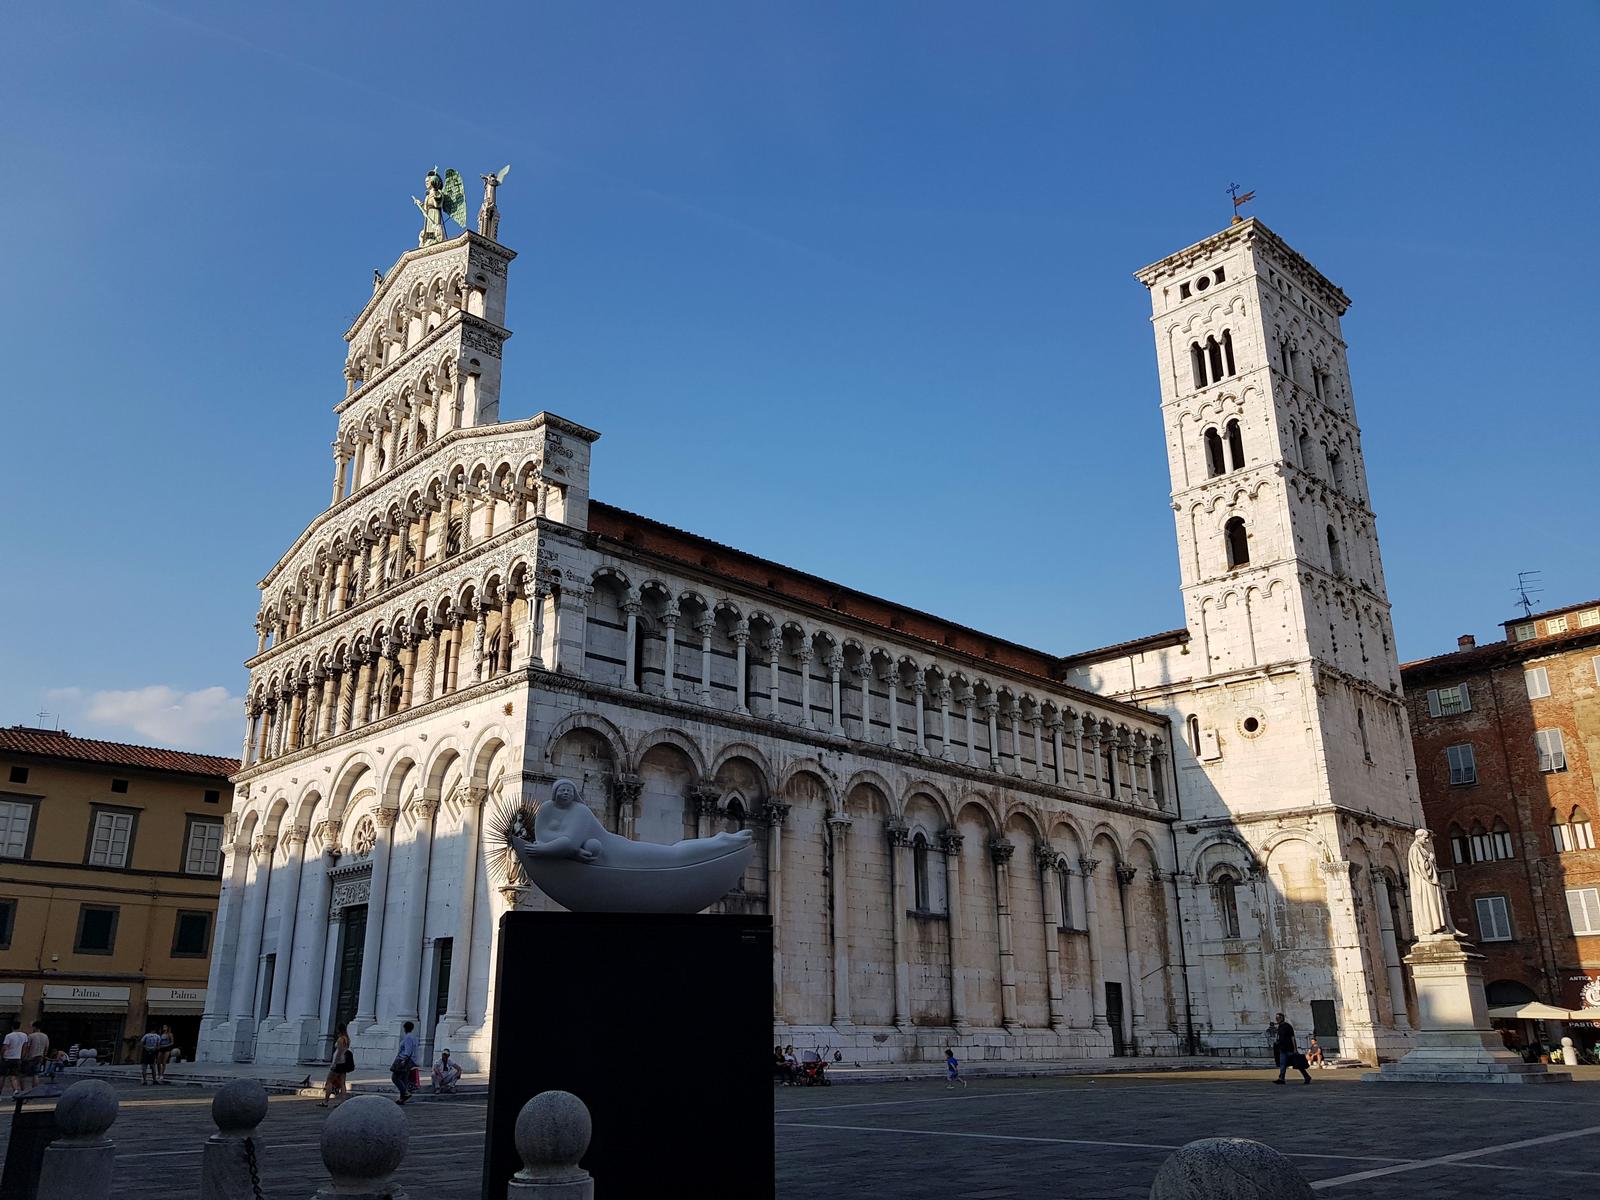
[
  {"x1": 312, "y1": 818, "x2": 343, "y2": 852},
  {"x1": 1078, "y1": 855, "x2": 1101, "y2": 876},
  {"x1": 373, "y1": 807, "x2": 399, "y2": 830},
  {"x1": 251, "y1": 833, "x2": 278, "y2": 861},
  {"x1": 1115, "y1": 863, "x2": 1138, "y2": 887},
  {"x1": 690, "y1": 785, "x2": 722, "y2": 816},
  {"x1": 413, "y1": 798, "x2": 441, "y2": 822},
  {"x1": 1035, "y1": 843, "x2": 1063, "y2": 872},
  {"x1": 280, "y1": 823, "x2": 310, "y2": 849},
  {"x1": 760, "y1": 799, "x2": 791, "y2": 828},
  {"x1": 938, "y1": 828, "x2": 964, "y2": 856},
  {"x1": 988, "y1": 836, "x2": 1015, "y2": 866},
  {"x1": 885, "y1": 817, "x2": 911, "y2": 848},
  {"x1": 827, "y1": 811, "x2": 854, "y2": 834},
  {"x1": 610, "y1": 775, "x2": 643, "y2": 805}
]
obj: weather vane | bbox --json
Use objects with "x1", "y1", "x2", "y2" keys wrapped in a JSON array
[{"x1": 1227, "y1": 182, "x2": 1256, "y2": 225}]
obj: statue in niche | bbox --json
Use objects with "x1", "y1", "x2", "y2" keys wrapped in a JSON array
[
  {"x1": 1407, "y1": 827, "x2": 1455, "y2": 939},
  {"x1": 513, "y1": 778, "x2": 753, "y2": 914}
]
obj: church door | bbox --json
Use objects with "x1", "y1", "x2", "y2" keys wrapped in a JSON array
[
  {"x1": 1106, "y1": 983, "x2": 1126, "y2": 1056},
  {"x1": 431, "y1": 938, "x2": 453, "y2": 1032},
  {"x1": 334, "y1": 905, "x2": 367, "y2": 1038},
  {"x1": 1311, "y1": 999, "x2": 1339, "y2": 1053}
]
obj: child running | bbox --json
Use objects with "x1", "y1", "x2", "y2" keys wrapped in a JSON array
[{"x1": 945, "y1": 1048, "x2": 967, "y2": 1089}]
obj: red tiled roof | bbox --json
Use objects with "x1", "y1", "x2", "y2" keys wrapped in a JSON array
[
  {"x1": 1501, "y1": 598, "x2": 1600, "y2": 629},
  {"x1": 1057, "y1": 629, "x2": 1190, "y2": 668},
  {"x1": 0, "y1": 727, "x2": 238, "y2": 779},
  {"x1": 1399, "y1": 623, "x2": 1600, "y2": 682}
]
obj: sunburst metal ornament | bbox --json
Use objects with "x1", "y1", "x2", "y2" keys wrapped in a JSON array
[{"x1": 483, "y1": 791, "x2": 537, "y2": 889}]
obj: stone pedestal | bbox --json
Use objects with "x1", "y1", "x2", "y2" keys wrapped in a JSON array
[{"x1": 1366, "y1": 935, "x2": 1570, "y2": 1085}]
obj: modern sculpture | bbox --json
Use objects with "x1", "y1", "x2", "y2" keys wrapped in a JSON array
[{"x1": 512, "y1": 778, "x2": 754, "y2": 913}]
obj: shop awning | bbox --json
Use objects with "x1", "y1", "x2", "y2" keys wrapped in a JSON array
[
  {"x1": 41, "y1": 984, "x2": 129, "y2": 1014},
  {"x1": 146, "y1": 987, "x2": 206, "y2": 1015},
  {"x1": 1487, "y1": 1002, "x2": 1573, "y2": 1020},
  {"x1": 1567, "y1": 1008, "x2": 1600, "y2": 1021},
  {"x1": 0, "y1": 983, "x2": 23, "y2": 1009}
]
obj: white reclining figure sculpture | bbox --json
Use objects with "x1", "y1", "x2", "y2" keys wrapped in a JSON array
[{"x1": 513, "y1": 778, "x2": 754, "y2": 913}]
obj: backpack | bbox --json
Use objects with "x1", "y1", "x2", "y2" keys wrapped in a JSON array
[{"x1": 340, "y1": 1048, "x2": 356, "y2": 1072}]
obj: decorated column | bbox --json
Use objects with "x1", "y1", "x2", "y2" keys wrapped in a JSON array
[
  {"x1": 440, "y1": 788, "x2": 486, "y2": 1039},
  {"x1": 395, "y1": 798, "x2": 440, "y2": 1028},
  {"x1": 1116, "y1": 862, "x2": 1147, "y2": 1049},
  {"x1": 353, "y1": 808, "x2": 397, "y2": 1027},
  {"x1": 940, "y1": 829, "x2": 967, "y2": 1029},
  {"x1": 1080, "y1": 855, "x2": 1108, "y2": 1031},
  {"x1": 827, "y1": 812, "x2": 853, "y2": 1026},
  {"x1": 764, "y1": 800, "x2": 790, "y2": 1019},
  {"x1": 991, "y1": 837, "x2": 1020, "y2": 1030},
  {"x1": 1037, "y1": 846, "x2": 1067, "y2": 1030},
  {"x1": 264, "y1": 826, "x2": 309, "y2": 1025},
  {"x1": 887, "y1": 819, "x2": 912, "y2": 1029}
]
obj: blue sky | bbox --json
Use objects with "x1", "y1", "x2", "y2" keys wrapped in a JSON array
[{"x1": 2, "y1": 2, "x2": 1596, "y2": 753}]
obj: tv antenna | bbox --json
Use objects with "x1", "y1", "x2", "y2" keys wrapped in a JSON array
[{"x1": 1513, "y1": 570, "x2": 1543, "y2": 618}]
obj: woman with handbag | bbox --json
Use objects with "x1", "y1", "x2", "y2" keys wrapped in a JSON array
[{"x1": 320, "y1": 1024, "x2": 353, "y2": 1108}]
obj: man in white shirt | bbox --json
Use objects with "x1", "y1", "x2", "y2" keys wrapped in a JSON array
[
  {"x1": 1, "y1": 1021, "x2": 28, "y2": 1097},
  {"x1": 20, "y1": 1024, "x2": 48, "y2": 1094},
  {"x1": 139, "y1": 1027, "x2": 165, "y2": 1085}
]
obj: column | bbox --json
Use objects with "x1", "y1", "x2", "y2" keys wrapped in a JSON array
[
  {"x1": 938, "y1": 686, "x2": 953, "y2": 760},
  {"x1": 731, "y1": 622, "x2": 749, "y2": 713},
  {"x1": 200, "y1": 829, "x2": 247, "y2": 1042},
  {"x1": 1321, "y1": 860, "x2": 1382, "y2": 1051},
  {"x1": 940, "y1": 830, "x2": 967, "y2": 1030},
  {"x1": 764, "y1": 802, "x2": 790, "y2": 1019},
  {"x1": 1174, "y1": 872, "x2": 1213, "y2": 1039},
  {"x1": 827, "y1": 812, "x2": 853, "y2": 1026},
  {"x1": 961, "y1": 690, "x2": 976, "y2": 765},
  {"x1": 911, "y1": 674, "x2": 927, "y2": 754},
  {"x1": 414, "y1": 621, "x2": 436, "y2": 705},
  {"x1": 1374, "y1": 873, "x2": 1412, "y2": 1030},
  {"x1": 887, "y1": 819, "x2": 912, "y2": 1029},
  {"x1": 1080, "y1": 856, "x2": 1108, "y2": 1031},
  {"x1": 1072, "y1": 717, "x2": 1087, "y2": 790},
  {"x1": 618, "y1": 597, "x2": 641, "y2": 689},
  {"x1": 290, "y1": 822, "x2": 338, "y2": 1036},
  {"x1": 1049, "y1": 717, "x2": 1065, "y2": 785},
  {"x1": 350, "y1": 656, "x2": 371, "y2": 729},
  {"x1": 661, "y1": 604, "x2": 680, "y2": 697},
  {"x1": 1030, "y1": 714, "x2": 1044, "y2": 780},
  {"x1": 983, "y1": 698, "x2": 1000, "y2": 770},
  {"x1": 827, "y1": 653, "x2": 844, "y2": 733},
  {"x1": 692, "y1": 786, "x2": 721, "y2": 840},
  {"x1": 497, "y1": 595, "x2": 515, "y2": 674},
  {"x1": 1150, "y1": 747, "x2": 1169, "y2": 812},
  {"x1": 764, "y1": 634, "x2": 783, "y2": 719},
  {"x1": 884, "y1": 668, "x2": 900, "y2": 749},
  {"x1": 696, "y1": 614, "x2": 715, "y2": 703},
  {"x1": 305, "y1": 675, "x2": 324, "y2": 746},
  {"x1": 526, "y1": 584, "x2": 549, "y2": 670},
  {"x1": 1037, "y1": 846, "x2": 1067, "y2": 1031},
  {"x1": 795, "y1": 644, "x2": 814, "y2": 728},
  {"x1": 239, "y1": 702, "x2": 257, "y2": 768},
  {"x1": 1116, "y1": 863, "x2": 1148, "y2": 1048},
  {"x1": 854, "y1": 662, "x2": 874, "y2": 742},
  {"x1": 553, "y1": 587, "x2": 588, "y2": 675},
  {"x1": 284, "y1": 686, "x2": 303, "y2": 753},
  {"x1": 395, "y1": 799, "x2": 440, "y2": 1025},
  {"x1": 228, "y1": 834, "x2": 276, "y2": 1031},
  {"x1": 337, "y1": 662, "x2": 356, "y2": 734},
  {"x1": 1008, "y1": 704, "x2": 1024, "y2": 775},
  {"x1": 471, "y1": 604, "x2": 488, "y2": 683},
  {"x1": 330, "y1": 445, "x2": 347, "y2": 506},
  {"x1": 612, "y1": 777, "x2": 641, "y2": 840},
  {"x1": 265, "y1": 826, "x2": 308, "y2": 1023},
  {"x1": 991, "y1": 837, "x2": 1020, "y2": 1030},
  {"x1": 1083, "y1": 725, "x2": 1103, "y2": 797},
  {"x1": 442, "y1": 789, "x2": 485, "y2": 1031},
  {"x1": 353, "y1": 808, "x2": 397, "y2": 1026}
]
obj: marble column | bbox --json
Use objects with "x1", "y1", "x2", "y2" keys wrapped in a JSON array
[
  {"x1": 1080, "y1": 856, "x2": 1108, "y2": 1031},
  {"x1": 887, "y1": 820, "x2": 912, "y2": 1029},
  {"x1": 265, "y1": 826, "x2": 309, "y2": 1024},
  {"x1": 941, "y1": 829, "x2": 967, "y2": 1030},
  {"x1": 692, "y1": 785, "x2": 721, "y2": 840},
  {"x1": 621, "y1": 598, "x2": 641, "y2": 689},
  {"x1": 884, "y1": 669, "x2": 901, "y2": 749},
  {"x1": 696, "y1": 614, "x2": 715, "y2": 702},
  {"x1": 526, "y1": 585, "x2": 548, "y2": 670},
  {"x1": 200, "y1": 830, "x2": 247, "y2": 1041},
  {"x1": 228, "y1": 835, "x2": 276, "y2": 1038},
  {"x1": 414, "y1": 621, "x2": 437, "y2": 705},
  {"x1": 290, "y1": 821, "x2": 339, "y2": 1042},
  {"x1": 827, "y1": 653, "x2": 845, "y2": 733},
  {"x1": 659, "y1": 604, "x2": 680, "y2": 697},
  {"x1": 961, "y1": 691, "x2": 976, "y2": 765},
  {"x1": 911, "y1": 675, "x2": 927, "y2": 755},
  {"x1": 1037, "y1": 845, "x2": 1067, "y2": 1031},
  {"x1": 395, "y1": 799, "x2": 439, "y2": 1026},
  {"x1": 827, "y1": 812, "x2": 853, "y2": 1026},
  {"x1": 795, "y1": 645, "x2": 815, "y2": 728},
  {"x1": 731, "y1": 622, "x2": 750, "y2": 713},
  {"x1": 1375, "y1": 873, "x2": 1412, "y2": 1030},
  {"x1": 938, "y1": 686, "x2": 953, "y2": 760},
  {"x1": 330, "y1": 446, "x2": 348, "y2": 507},
  {"x1": 612, "y1": 777, "x2": 641, "y2": 841},
  {"x1": 764, "y1": 801, "x2": 789, "y2": 1019},
  {"x1": 442, "y1": 789, "x2": 485, "y2": 1032},
  {"x1": 854, "y1": 663, "x2": 874, "y2": 742},
  {"x1": 764, "y1": 634, "x2": 783, "y2": 719},
  {"x1": 1116, "y1": 863, "x2": 1148, "y2": 1048},
  {"x1": 353, "y1": 808, "x2": 397, "y2": 1026},
  {"x1": 1008, "y1": 706, "x2": 1024, "y2": 776},
  {"x1": 471, "y1": 606, "x2": 488, "y2": 683},
  {"x1": 497, "y1": 596, "x2": 515, "y2": 674},
  {"x1": 1049, "y1": 717, "x2": 1065, "y2": 785},
  {"x1": 991, "y1": 837, "x2": 1020, "y2": 1030},
  {"x1": 983, "y1": 699, "x2": 1000, "y2": 770}
]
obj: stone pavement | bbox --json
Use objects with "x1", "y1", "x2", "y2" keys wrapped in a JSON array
[{"x1": 2, "y1": 1067, "x2": 1596, "y2": 1197}]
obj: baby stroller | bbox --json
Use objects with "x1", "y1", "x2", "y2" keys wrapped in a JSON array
[{"x1": 798, "y1": 1047, "x2": 832, "y2": 1086}]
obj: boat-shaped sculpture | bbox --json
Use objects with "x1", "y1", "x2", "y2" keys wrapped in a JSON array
[{"x1": 512, "y1": 778, "x2": 755, "y2": 914}]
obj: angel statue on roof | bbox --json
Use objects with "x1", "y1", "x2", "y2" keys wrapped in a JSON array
[{"x1": 414, "y1": 167, "x2": 469, "y2": 247}]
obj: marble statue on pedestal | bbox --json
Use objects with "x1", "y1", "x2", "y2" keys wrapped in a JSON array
[
  {"x1": 513, "y1": 779, "x2": 753, "y2": 914},
  {"x1": 1406, "y1": 828, "x2": 1453, "y2": 938}
]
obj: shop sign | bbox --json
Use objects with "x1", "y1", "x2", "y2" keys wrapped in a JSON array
[
  {"x1": 42, "y1": 984, "x2": 130, "y2": 1004},
  {"x1": 146, "y1": 987, "x2": 206, "y2": 1005}
]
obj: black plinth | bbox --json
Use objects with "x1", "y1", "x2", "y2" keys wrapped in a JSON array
[{"x1": 482, "y1": 910, "x2": 774, "y2": 1199}]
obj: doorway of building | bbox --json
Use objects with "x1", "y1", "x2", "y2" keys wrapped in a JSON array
[
  {"x1": 1106, "y1": 983, "x2": 1126, "y2": 1056},
  {"x1": 333, "y1": 905, "x2": 367, "y2": 1043},
  {"x1": 1311, "y1": 999, "x2": 1339, "y2": 1054},
  {"x1": 431, "y1": 938, "x2": 453, "y2": 1033}
]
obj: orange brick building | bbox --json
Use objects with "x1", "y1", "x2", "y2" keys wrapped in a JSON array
[{"x1": 1401, "y1": 599, "x2": 1600, "y2": 1035}]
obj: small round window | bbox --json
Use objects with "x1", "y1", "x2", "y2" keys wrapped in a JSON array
[
  {"x1": 1237, "y1": 711, "x2": 1266, "y2": 739},
  {"x1": 1195, "y1": 275, "x2": 1210, "y2": 292},
  {"x1": 1242, "y1": 717, "x2": 1260, "y2": 733}
]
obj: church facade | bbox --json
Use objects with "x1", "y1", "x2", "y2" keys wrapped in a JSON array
[{"x1": 199, "y1": 192, "x2": 1423, "y2": 1070}]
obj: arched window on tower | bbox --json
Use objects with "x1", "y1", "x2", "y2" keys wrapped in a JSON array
[
  {"x1": 1224, "y1": 517, "x2": 1250, "y2": 568},
  {"x1": 1225, "y1": 419, "x2": 1245, "y2": 470},
  {"x1": 1213, "y1": 871, "x2": 1242, "y2": 939},
  {"x1": 1222, "y1": 330, "x2": 1236, "y2": 377},
  {"x1": 1357, "y1": 707, "x2": 1371, "y2": 762},
  {"x1": 1297, "y1": 429, "x2": 1314, "y2": 474},
  {"x1": 445, "y1": 518, "x2": 463, "y2": 557},
  {"x1": 1329, "y1": 448, "x2": 1345, "y2": 488},
  {"x1": 1206, "y1": 336, "x2": 1225, "y2": 383},
  {"x1": 1191, "y1": 342, "x2": 1208, "y2": 390},
  {"x1": 1186, "y1": 714, "x2": 1201, "y2": 755},
  {"x1": 1327, "y1": 526, "x2": 1344, "y2": 576},
  {"x1": 1204, "y1": 428, "x2": 1226, "y2": 478},
  {"x1": 387, "y1": 671, "x2": 405, "y2": 715},
  {"x1": 912, "y1": 833, "x2": 931, "y2": 912}
]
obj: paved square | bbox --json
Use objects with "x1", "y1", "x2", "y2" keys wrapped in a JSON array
[{"x1": 2, "y1": 1069, "x2": 1597, "y2": 1197}]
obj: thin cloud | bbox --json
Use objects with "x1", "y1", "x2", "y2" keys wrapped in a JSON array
[{"x1": 44, "y1": 684, "x2": 241, "y2": 754}]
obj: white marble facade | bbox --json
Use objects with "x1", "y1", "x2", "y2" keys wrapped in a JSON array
[{"x1": 200, "y1": 214, "x2": 1420, "y2": 1071}]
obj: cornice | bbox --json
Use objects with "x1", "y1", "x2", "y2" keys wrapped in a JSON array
[{"x1": 1135, "y1": 218, "x2": 1350, "y2": 316}]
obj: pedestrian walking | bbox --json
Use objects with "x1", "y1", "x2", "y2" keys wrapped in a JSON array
[
  {"x1": 321, "y1": 1024, "x2": 353, "y2": 1107},
  {"x1": 156, "y1": 1024, "x2": 175, "y2": 1083},
  {"x1": 1271, "y1": 1012, "x2": 1311, "y2": 1085},
  {"x1": 391, "y1": 1020, "x2": 419, "y2": 1105},
  {"x1": 945, "y1": 1048, "x2": 967, "y2": 1089},
  {"x1": 1, "y1": 1021, "x2": 28, "y2": 1097},
  {"x1": 139, "y1": 1026, "x2": 165, "y2": 1085},
  {"x1": 21, "y1": 1023, "x2": 48, "y2": 1094}
]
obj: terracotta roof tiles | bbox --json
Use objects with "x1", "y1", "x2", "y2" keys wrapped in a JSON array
[{"x1": 0, "y1": 727, "x2": 238, "y2": 779}]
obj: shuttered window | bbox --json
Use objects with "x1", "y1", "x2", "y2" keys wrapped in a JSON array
[
  {"x1": 1446, "y1": 744, "x2": 1476, "y2": 785},
  {"x1": 1474, "y1": 895, "x2": 1512, "y2": 941},
  {"x1": 1426, "y1": 684, "x2": 1471, "y2": 717},
  {"x1": 87, "y1": 810, "x2": 135, "y2": 868},
  {"x1": 0, "y1": 801, "x2": 33, "y2": 858},
  {"x1": 1536, "y1": 729, "x2": 1567, "y2": 773},
  {"x1": 1525, "y1": 668, "x2": 1551, "y2": 700},
  {"x1": 1566, "y1": 888, "x2": 1600, "y2": 936}
]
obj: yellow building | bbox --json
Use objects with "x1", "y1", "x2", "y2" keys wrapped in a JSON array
[{"x1": 0, "y1": 726, "x2": 237, "y2": 1062}]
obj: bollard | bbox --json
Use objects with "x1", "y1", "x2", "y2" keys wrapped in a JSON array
[
  {"x1": 1560, "y1": 1036, "x2": 1577, "y2": 1066},
  {"x1": 37, "y1": 1080, "x2": 118, "y2": 1200},
  {"x1": 1149, "y1": 1137, "x2": 1312, "y2": 1200},
  {"x1": 506, "y1": 1090, "x2": 593, "y2": 1199},
  {"x1": 311, "y1": 1093, "x2": 409, "y2": 1199},
  {"x1": 201, "y1": 1079, "x2": 270, "y2": 1200}
]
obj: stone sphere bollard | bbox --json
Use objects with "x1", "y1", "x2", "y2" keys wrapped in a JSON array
[
  {"x1": 314, "y1": 1094, "x2": 410, "y2": 1199},
  {"x1": 202, "y1": 1079, "x2": 270, "y2": 1200},
  {"x1": 1149, "y1": 1138, "x2": 1313, "y2": 1200},
  {"x1": 39, "y1": 1080, "x2": 119, "y2": 1200},
  {"x1": 507, "y1": 1090, "x2": 593, "y2": 1198}
]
